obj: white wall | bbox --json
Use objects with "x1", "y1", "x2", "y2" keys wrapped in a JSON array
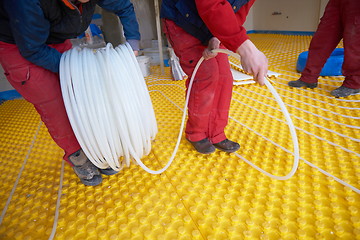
[
  {"x1": 244, "y1": 7, "x2": 255, "y2": 31},
  {"x1": 0, "y1": 65, "x2": 13, "y2": 92},
  {"x1": 101, "y1": 0, "x2": 157, "y2": 49},
  {"x1": 132, "y1": 0, "x2": 158, "y2": 49},
  {"x1": 319, "y1": 0, "x2": 330, "y2": 19},
  {"x1": 251, "y1": 0, "x2": 322, "y2": 32}
]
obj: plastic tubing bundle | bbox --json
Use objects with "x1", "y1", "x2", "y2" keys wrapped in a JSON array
[{"x1": 60, "y1": 43, "x2": 158, "y2": 172}]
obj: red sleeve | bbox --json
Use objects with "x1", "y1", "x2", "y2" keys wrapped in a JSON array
[{"x1": 195, "y1": 0, "x2": 255, "y2": 52}]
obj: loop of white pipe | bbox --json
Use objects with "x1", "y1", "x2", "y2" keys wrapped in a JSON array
[
  {"x1": 212, "y1": 49, "x2": 300, "y2": 180},
  {"x1": 60, "y1": 44, "x2": 299, "y2": 179},
  {"x1": 156, "y1": 48, "x2": 299, "y2": 179}
]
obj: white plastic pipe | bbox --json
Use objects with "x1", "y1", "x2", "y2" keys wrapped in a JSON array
[{"x1": 212, "y1": 49, "x2": 299, "y2": 180}]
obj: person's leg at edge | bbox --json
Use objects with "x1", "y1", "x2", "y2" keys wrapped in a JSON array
[
  {"x1": 203, "y1": 0, "x2": 256, "y2": 152},
  {"x1": 0, "y1": 40, "x2": 102, "y2": 185},
  {"x1": 289, "y1": 0, "x2": 343, "y2": 88},
  {"x1": 207, "y1": 47, "x2": 240, "y2": 153},
  {"x1": 162, "y1": 19, "x2": 217, "y2": 154},
  {"x1": 331, "y1": 0, "x2": 360, "y2": 97}
]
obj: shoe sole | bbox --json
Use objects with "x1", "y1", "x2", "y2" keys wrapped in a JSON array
[
  {"x1": 213, "y1": 145, "x2": 240, "y2": 153},
  {"x1": 198, "y1": 148, "x2": 216, "y2": 154},
  {"x1": 99, "y1": 168, "x2": 119, "y2": 175},
  {"x1": 289, "y1": 84, "x2": 317, "y2": 89},
  {"x1": 187, "y1": 138, "x2": 216, "y2": 154},
  {"x1": 80, "y1": 175, "x2": 102, "y2": 186},
  {"x1": 288, "y1": 81, "x2": 317, "y2": 89},
  {"x1": 331, "y1": 91, "x2": 360, "y2": 98}
]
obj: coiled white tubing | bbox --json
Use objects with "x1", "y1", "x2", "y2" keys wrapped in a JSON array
[
  {"x1": 60, "y1": 44, "x2": 299, "y2": 179},
  {"x1": 60, "y1": 43, "x2": 158, "y2": 172}
]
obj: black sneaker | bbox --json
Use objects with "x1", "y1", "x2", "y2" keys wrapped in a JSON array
[
  {"x1": 331, "y1": 86, "x2": 360, "y2": 98},
  {"x1": 213, "y1": 139, "x2": 240, "y2": 153},
  {"x1": 288, "y1": 79, "x2": 317, "y2": 89},
  {"x1": 68, "y1": 149, "x2": 102, "y2": 186},
  {"x1": 187, "y1": 138, "x2": 215, "y2": 154}
]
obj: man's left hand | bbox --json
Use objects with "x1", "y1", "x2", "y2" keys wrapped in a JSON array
[{"x1": 203, "y1": 37, "x2": 220, "y2": 60}]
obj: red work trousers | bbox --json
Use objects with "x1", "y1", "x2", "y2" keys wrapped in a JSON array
[
  {"x1": 0, "y1": 40, "x2": 80, "y2": 165},
  {"x1": 162, "y1": 19, "x2": 234, "y2": 144},
  {"x1": 301, "y1": 0, "x2": 360, "y2": 89}
]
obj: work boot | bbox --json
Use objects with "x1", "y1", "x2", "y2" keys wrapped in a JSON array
[
  {"x1": 288, "y1": 79, "x2": 317, "y2": 89},
  {"x1": 187, "y1": 138, "x2": 215, "y2": 154},
  {"x1": 68, "y1": 149, "x2": 102, "y2": 186},
  {"x1": 330, "y1": 86, "x2": 360, "y2": 98},
  {"x1": 213, "y1": 139, "x2": 240, "y2": 153}
]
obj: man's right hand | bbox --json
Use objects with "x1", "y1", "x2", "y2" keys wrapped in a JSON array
[{"x1": 236, "y1": 39, "x2": 268, "y2": 85}]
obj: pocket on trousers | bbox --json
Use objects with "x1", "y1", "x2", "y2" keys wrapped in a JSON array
[{"x1": 6, "y1": 65, "x2": 30, "y2": 85}]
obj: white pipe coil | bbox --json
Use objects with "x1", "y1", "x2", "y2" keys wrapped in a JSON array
[{"x1": 60, "y1": 43, "x2": 158, "y2": 172}]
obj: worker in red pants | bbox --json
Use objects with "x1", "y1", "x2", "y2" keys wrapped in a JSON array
[
  {"x1": 0, "y1": 0, "x2": 140, "y2": 186},
  {"x1": 289, "y1": 0, "x2": 360, "y2": 98},
  {"x1": 161, "y1": 0, "x2": 268, "y2": 154}
]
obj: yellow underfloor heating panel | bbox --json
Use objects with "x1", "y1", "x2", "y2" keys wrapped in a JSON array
[{"x1": 0, "y1": 34, "x2": 359, "y2": 240}]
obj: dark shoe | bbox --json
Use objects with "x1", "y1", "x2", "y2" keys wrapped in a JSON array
[
  {"x1": 68, "y1": 149, "x2": 102, "y2": 186},
  {"x1": 213, "y1": 139, "x2": 240, "y2": 153},
  {"x1": 330, "y1": 86, "x2": 360, "y2": 98},
  {"x1": 187, "y1": 138, "x2": 215, "y2": 154},
  {"x1": 288, "y1": 79, "x2": 317, "y2": 89},
  {"x1": 99, "y1": 167, "x2": 119, "y2": 176}
]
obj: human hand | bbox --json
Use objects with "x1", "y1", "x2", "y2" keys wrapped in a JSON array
[
  {"x1": 236, "y1": 40, "x2": 268, "y2": 85},
  {"x1": 203, "y1": 37, "x2": 221, "y2": 60},
  {"x1": 133, "y1": 50, "x2": 139, "y2": 57}
]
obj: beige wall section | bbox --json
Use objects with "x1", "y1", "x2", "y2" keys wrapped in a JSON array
[
  {"x1": 101, "y1": 9, "x2": 125, "y2": 47},
  {"x1": 251, "y1": 0, "x2": 322, "y2": 32},
  {"x1": 0, "y1": 65, "x2": 14, "y2": 92},
  {"x1": 101, "y1": 0, "x2": 157, "y2": 49},
  {"x1": 132, "y1": 0, "x2": 158, "y2": 49},
  {"x1": 244, "y1": 7, "x2": 255, "y2": 31},
  {"x1": 319, "y1": 0, "x2": 330, "y2": 19}
]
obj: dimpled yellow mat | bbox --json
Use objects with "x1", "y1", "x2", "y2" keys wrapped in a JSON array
[{"x1": 0, "y1": 34, "x2": 359, "y2": 240}]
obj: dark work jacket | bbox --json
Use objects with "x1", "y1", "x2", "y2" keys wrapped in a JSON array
[
  {"x1": 0, "y1": 0, "x2": 140, "y2": 72},
  {"x1": 160, "y1": 0, "x2": 250, "y2": 45}
]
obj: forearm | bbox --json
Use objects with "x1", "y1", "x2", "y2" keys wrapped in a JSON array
[{"x1": 20, "y1": 45, "x2": 62, "y2": 73}]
